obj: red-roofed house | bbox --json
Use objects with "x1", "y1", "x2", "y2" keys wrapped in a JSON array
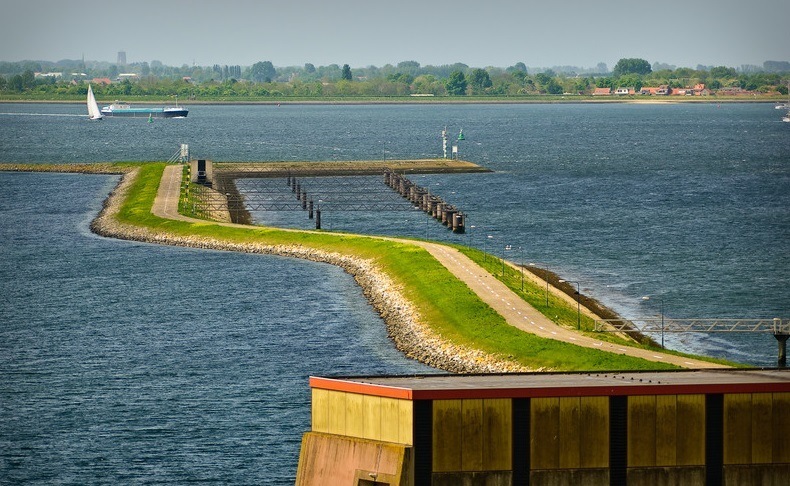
[{"x1": 593, "y1": 87, "x2": 611, "y2": 96}]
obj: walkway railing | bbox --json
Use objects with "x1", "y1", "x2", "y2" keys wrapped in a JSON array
[
  {"x1": 595, "y1": 317, "x2": 790, "y2": 366},
  {"x1": 595, "y1": 318, "x2": 789, "y2": 334}
]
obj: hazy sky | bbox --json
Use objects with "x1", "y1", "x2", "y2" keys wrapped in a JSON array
[{"x1": 2, "y1": 0, "x2": 788, "y2": 69}]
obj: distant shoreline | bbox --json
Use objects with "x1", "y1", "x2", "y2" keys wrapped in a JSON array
[{"x1": 0, "y1": 97, "x2": 780, "y2": 106}]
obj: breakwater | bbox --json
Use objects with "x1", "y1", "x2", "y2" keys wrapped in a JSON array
[
  {"x1": 89, "y1": 167, "x2": 528, "y2": 373},
  {"x1": 384, "y1": 169, "x2": 466, "y2": 233}
]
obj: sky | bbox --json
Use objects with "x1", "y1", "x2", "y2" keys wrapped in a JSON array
[{"x1": 2, "y1": 0, "x2": 788, "y2": 70}]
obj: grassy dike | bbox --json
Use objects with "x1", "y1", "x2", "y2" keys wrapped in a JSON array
[{"x1": 6, "y1": 162, "x2": 735, "y2": 371}]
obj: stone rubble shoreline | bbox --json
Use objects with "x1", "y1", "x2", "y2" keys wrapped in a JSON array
[{"x1": 90, "y1": 168, "x2": 530, "y2": 374}]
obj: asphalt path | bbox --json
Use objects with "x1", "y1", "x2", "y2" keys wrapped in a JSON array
[{"x1": 153, "y1": 165, "x2": 726, "y2": 369}]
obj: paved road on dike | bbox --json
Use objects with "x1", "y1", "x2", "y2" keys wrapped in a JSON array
[{"x1": 153, "y1": 165, "x2": 726, "y2": 369}]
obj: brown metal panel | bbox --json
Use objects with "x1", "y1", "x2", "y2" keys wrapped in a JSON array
[
  {"x1": 676, "y1": 394, "x2": 706, "y2": 466},
  {"x1": 433, "y1": 399, "x2": 463, "y2": 472},
  {"x1": 559, "y1": 397, "x2": 581, "y2": 469},
  {"x1": 751, "y1": 393, "x2": 773, "y2": 464},
  {"x1": 655, "y1": 395, "x2": 678, "y2": 466},
  {"x1": 579, "y1": 396, "x2": 609, "y2": 469},
  {"x1": 628, "y1": 395, "x2": 656, "y2": 467},
  {"x1": 531, "y1": 397, "x2": 560, "y2": 470},
  {"x1": 773, "y1": 393, "x2": 790, "y2": 463},
  {"x1": 462, "y1": 399, "x2": 484, "y2": 471},
  {"x1": 482, "y1": 398, "x2": 512, "y2": 471},
  {"x1": 724, "y1": 393, "x2": 752, "y2": 465}
]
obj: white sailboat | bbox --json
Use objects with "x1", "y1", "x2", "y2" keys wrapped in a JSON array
[{"x1": 87, "y1": 84, "x2": 103, "y2": 120}]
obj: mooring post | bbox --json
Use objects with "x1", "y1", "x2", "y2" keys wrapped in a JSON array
[
  {"x1": 301, "y1": 190, "x2": 307, "y2": 210},
  {"x1": 453, "y1": 212, "x2": 465, "y2": 233},
  {"x1": 315, "y1": 208, "x2": 321, "y2": 229},
  {"x1": 287, "y1": 174, "x2": 291, "y2": 187},
  {"x1": 308, "y1": 199, "x2": 314, "y2": 219},
  {"x1": 293, "y1": 180, "x2": 298, "y2": 194},
  {"x1": 775, "y1": 318, "x2": 788, "y2": 367}
]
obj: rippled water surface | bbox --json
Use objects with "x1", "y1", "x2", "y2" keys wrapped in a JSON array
[{"x1": 1, "y1": 102, "x2": 789, "y2": 483}]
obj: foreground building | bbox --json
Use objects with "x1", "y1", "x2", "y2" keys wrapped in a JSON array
[{"x1": 296, "y1": 369, "x2": 790, "y2": 486}]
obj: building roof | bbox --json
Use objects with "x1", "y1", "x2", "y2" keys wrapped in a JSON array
[{"x1": 310, "y1": 369, "x2": 790, "y2": 400}]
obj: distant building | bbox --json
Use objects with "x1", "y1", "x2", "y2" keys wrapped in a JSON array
[
  {"x1": 117, "y1": 51, "x2": 126, "y2": 66},
  {"x1": 91, "y1": 77, "x2": 112, "y2": 86},
  {"x1": 34, "y1": 72, "x2": 62, "y2": 79},
  {"x1": 614, "y1": 87, "x2": 635, "y2": 95},
  {"x1": 117, "y1": 73, "x2": 139, "y2": 81},
  {"x1": 593, "y1": 87, "x2": 611, "y2": 96}
]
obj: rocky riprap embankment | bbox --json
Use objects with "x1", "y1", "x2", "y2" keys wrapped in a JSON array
[{"x1": 91, "y1": 168, "x2": 530, "y2": 374}]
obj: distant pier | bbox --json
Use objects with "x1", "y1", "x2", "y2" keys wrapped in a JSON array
[
  {"x1": 186, "y1": 159, "x2": 487, "y2": 228},
  {"x1": 384, "y1": 169, "x2": 466, "y2": 233}
]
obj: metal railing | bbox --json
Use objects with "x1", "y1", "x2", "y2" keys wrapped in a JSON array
[{"x1": 595, "y1": 317, "x2": 789, "y2": 334}]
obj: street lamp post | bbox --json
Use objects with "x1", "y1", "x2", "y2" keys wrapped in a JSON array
[
  {"x1": 642, "y1": 296, "x2": 665, "y2": 348},
  {"x1": 503, "y1": 245, "x2": 524, "y2": 289},
  {"x1": 559, "y1": 279, "x2": 581, "y2": 330},
  {"x1": 484, "y1": 234, "x2": 493, "y2": 262},
  {"x1": 529, "y1": 262, "x2": 550, "y2": 306}
]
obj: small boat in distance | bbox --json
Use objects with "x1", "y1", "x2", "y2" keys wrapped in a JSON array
[
  {"x1": 101, "y1": 95, "x2": 188, "y2": 118},
  {"x1": 87, "y1": 84, "x2": 103, "y2": 120}
]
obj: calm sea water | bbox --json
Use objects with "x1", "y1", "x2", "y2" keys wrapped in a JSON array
[{"x1": 1, "y1": 102, "x2": 789, "y2": 483}]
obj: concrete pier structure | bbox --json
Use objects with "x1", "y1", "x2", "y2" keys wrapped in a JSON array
[{"x1": 296, "y1": 369, "x2": 790, "y2": 486}]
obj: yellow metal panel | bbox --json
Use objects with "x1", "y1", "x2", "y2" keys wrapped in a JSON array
[
  {"x1": 326, "y1": 390, "x2": 347, "y2": 436},
  {"x1": 398, "y1": 399, "x2": 413, "y2": 445},
  {"x1": 579, "y1": 396, "x2": 609, "y2": 468},
  {"x1": 773, "y1": 393, "x2": 790, "y2": 463},
  {"x1": 380, "y1": 397, "x2": 400, "y2": 444},
  {"x1": 345, "y1": 392, "x2": 364, "y2": 439},
  {"x1": 362, "y1": 395, "x2": 382, "y2": 441},
  {"x1": 462, "y1": 399, "x2": 484, "y2": 471},
  {"x1": 655, "y1": 395, "x2": 677, "y2": 467},
  {"x1": 724, "y1": 394, "x2": 752, "y2": 465},
  {"x1": 751, "y1": 393, "x2": 773, "y2": 464},
  {"x1": 531, "y1": 397, "x2": 560, "y2": 470},
  {"x1": 676, "y1": 394, "x2": 706, "y2": 466},
  {"x1": 311, "y1": 388, "x2": 329, "y2": 434},
  {"x1": 433, "y1": 399, "x2": 463, "y2": 472},
  {"x1": 628, "y1": 395, "x2": 656, "y2": 467},
  {"x1": 482, "y1": 398, "x2": 512, "y2": 471},
  {"x1": 559, "y1": 397, "x2": 581, "y2": 469}
]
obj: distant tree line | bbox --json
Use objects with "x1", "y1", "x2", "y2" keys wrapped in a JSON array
[{"x1": 1, "y1": 58, "x2": 787, "y2": 98}]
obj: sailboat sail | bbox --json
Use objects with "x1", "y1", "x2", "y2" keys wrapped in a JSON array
[{"x1": 87, "y1": 84, "x2": 103, "y2": 120}]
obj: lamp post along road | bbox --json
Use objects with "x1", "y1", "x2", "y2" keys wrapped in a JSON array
[
  {"x1": 642, "y1": 296, "x2": 665, "y2": 348},
  {"x1": 530, "y1": 262, "x2": 550, "y2": 307},
  {"x1": 560, "y1": 279, "x2": 581, "y2": 330}
]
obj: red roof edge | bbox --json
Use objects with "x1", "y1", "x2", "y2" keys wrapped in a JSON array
[{"x1": 309, "y1": 376, "x2": 414, "y2": 400}]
